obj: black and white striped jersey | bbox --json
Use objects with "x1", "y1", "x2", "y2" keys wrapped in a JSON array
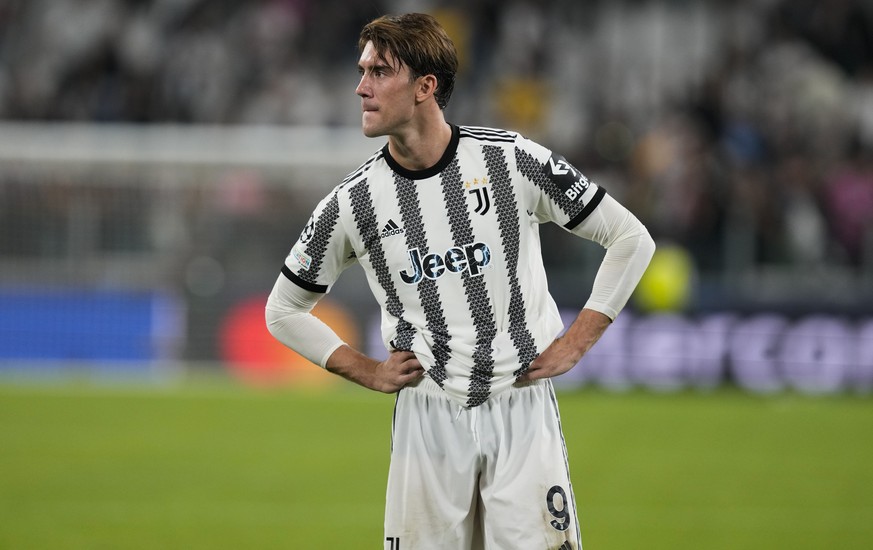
[{"x1": 282, "y1": 124, "x2": 606, "y2": 407}]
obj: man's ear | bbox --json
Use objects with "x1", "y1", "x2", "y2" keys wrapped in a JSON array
[{"x1": 415, "y1": 74, "x2": 438, "y2": 104}]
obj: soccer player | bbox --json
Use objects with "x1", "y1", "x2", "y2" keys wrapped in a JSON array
[{"x1": 266, "y1": 13, "x2": 655, "y2": 549}]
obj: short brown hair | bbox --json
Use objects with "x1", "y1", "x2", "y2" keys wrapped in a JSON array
[{"x1": 359, "y1": 13, "x2": 458, "y2": 109}]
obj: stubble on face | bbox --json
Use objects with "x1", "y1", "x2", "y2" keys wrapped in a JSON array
[{"x1": 356, "y1": 42, "x2": 416, "y2": 138}]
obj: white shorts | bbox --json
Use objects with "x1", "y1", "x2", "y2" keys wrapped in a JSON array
[{"x1": 384, "y1": 376, "x2": 581, "y2": 550}]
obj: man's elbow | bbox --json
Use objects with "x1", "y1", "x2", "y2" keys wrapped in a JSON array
[
  {"x1": 617, "y1": 219, "x2": 656, "y2": 263},
  {"x1": 264, "y1": 306, "x2": 285, "y2": 341},
  {"x1": 639, "y1": 225, "x2": 656, "y2": 263}
]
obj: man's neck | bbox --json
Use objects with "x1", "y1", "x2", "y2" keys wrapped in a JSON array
[{"x1": 387, "y1": 118, "x2": 453, "y2": 172}]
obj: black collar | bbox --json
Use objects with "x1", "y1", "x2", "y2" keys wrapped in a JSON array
[{"x1": 381, "y1": 123, "x2": 460, "y2": 180}]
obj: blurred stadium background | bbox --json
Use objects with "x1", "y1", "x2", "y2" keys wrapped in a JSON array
[
  {"x1": 1, "y1": 0, "x2": 872, "y2": 391},
  {"x1": 1, "y1": 0, "x2": 872, "y2": 548}
]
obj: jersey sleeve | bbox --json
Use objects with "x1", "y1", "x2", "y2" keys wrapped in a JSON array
[
  {"x1": 515, "y1": 135, "x2": 606, "y2": 230},
  {"x1": 515, "y1": 135, "x2": 655, "y2": 319},
  {"x1": 281, "y1": 188, "x2": 357, "y2": 293},
  {"x1": 265, "y1": 273, "x2": 346, "y2": 368}
]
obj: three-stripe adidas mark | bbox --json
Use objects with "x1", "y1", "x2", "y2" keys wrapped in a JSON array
[{"x1": 381, "y1": 219, "x2": 404, "y2": 239}]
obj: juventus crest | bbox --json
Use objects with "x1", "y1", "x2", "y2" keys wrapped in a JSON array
[{"x1": 465, "y1": 177, "x2": 490, "y2": 215}]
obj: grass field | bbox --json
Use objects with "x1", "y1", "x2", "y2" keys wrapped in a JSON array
[{"x1": 1, "y1": 379, "x2": 871, "y2": 549}]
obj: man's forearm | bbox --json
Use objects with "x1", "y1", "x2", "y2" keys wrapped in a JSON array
[
  {"x1": 325, "y1": 345, "x2": 424, "y2": 394},
  {"x1": 561, "y1": 308, "x2": 612, "y2": 362},
  {"x1": 519, "y1": 308, "x2": 611, "y2": 382},
  {"x1": 325, "y1": 345, "x2": 381, "y2": 389}
]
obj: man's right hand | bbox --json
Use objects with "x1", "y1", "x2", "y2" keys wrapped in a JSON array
[
  {"x1": 375, "y1": 350, "x2": 425, "y2": 393},
  {"x1": 326, "y1": 345, "x2": 424, "y2": 393}
]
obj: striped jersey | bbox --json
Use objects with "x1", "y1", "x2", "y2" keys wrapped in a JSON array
[{"x1": 282, "y1": 124, "x2": 606, "y2": 407}]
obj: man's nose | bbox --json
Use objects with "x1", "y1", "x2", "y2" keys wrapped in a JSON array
[{"x1": 356, "y1": 77, "x2": 369, "y2": 97}]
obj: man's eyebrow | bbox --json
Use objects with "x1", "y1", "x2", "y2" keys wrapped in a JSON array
[{"x1": 358, "y1": 55, "x2": 397, "y2": 73}]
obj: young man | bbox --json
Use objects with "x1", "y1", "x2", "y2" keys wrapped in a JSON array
[{"x1": 266, "y1": 13, "x2": 654, "y2": 550}]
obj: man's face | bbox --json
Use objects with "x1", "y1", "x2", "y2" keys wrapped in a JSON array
[{"x1": 356, "y1": 41, "x2": 418, "y2": 138}]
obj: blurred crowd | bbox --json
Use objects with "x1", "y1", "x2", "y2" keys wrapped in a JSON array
[{"x1": 1, "y1": 0, "x2": 872, "y2": 274}]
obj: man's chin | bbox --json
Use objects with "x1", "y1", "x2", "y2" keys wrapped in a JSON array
[
  {"x1": 361, "y1": 113, "x2": 387, "y2": 137},
  {"x1": 361, "y1": 125, "x2": 385, "y2": 138}
]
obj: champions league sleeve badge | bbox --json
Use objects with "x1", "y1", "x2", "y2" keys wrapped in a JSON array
[
  {"x1": 289, "y1": 216, "x2": 315, "y2": 270},
  {"x1": 299, "y1": 216, "x2": 315, "y2": 244}
]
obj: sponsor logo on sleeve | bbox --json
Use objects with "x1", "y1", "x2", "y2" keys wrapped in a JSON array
[{"x1": 543, "y1": 153, "x2": 591, "y2": 202}]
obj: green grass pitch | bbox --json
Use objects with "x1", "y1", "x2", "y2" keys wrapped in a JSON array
[{"x1": 1, "y1": 379, "x2": 871, "y2": 549}]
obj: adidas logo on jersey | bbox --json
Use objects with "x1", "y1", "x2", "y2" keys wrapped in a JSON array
[{"x1": 381, "y1": 219, "x2": 405, "y2": 239}]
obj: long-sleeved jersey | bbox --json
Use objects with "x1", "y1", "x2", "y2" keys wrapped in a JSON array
[{"x1": 277, "y1": 124, "x2": 653, "y2": 407}]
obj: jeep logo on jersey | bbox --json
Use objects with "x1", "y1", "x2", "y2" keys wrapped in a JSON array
[
  {"x1": 544, "y1": 153, "x2": 590, "y2": 202},
  {"x1": 399, "y1": 242, "x2": 492, "y2": 284}
]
